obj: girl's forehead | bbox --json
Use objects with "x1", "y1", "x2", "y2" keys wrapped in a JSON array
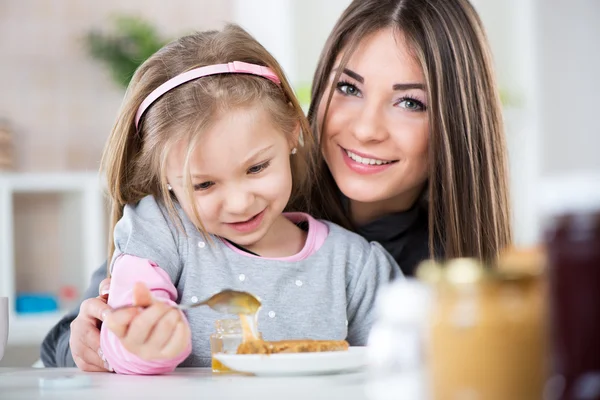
[
  {"x1": 166, "y1": 106, "x2": 287, "y2": 171},
  {"x1": 203, "y1": 106, "x2": 282, "y2": 146}
]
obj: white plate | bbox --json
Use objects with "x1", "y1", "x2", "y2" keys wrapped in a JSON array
[{"x1": 214, "y1": 347, "x2": 367, "y2": 376}]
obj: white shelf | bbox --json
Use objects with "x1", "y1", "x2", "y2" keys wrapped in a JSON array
[
  {"x1": 7, "y1": 311, "x2": 67, "y2": 346},
  {"x1": 0, "y1": 172, "x2": 104, "y2": 193},
  {"x1": 0, "y1": 172, "x2": 106, "y2": 346}
]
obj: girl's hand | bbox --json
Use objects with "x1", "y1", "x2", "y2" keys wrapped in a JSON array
[{"x1": 104, "y1": 282, "x2": 191, "y2": 361}]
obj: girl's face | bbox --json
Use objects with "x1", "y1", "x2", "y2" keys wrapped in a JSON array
[
  {"x1": 165, "y1": 106, "x2": 295, "y2": 248},
  {"x1": 318, "y1": 27, "x2": 430, "y2": 217}
]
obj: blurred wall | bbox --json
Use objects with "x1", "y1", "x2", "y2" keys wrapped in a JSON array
[
  {"x1": 0, "y1": 0, "x2": 232, "y2": 172},
  {"x1": 232, "y1": 0, "x2": 350, "y2": 99},
  {"x1": 473, "y1": 0, "x2": 599, "y2": 244},
  {"x1": 538, "y1": 0, "x2": 600, "y2": 174}
]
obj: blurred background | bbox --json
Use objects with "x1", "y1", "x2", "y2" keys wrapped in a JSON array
[{"x1": 0, "y1": 0, "x2": 598, "y2": 366}]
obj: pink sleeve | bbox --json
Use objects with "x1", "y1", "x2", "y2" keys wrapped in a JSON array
[{"x1": 100, "y1": 254, "x2": 192, "y2": 375}]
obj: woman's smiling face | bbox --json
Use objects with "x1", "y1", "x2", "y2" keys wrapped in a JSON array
[{"x1": 319, "y1": 27, "x2": 430, "y2": 215}]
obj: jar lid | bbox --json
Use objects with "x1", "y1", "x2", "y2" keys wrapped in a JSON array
[
  {"x1": 415, "y1": 259, "x2": 444, "y2": 284},
  {"x1": 445, "y1": 258, "x2": 485, "y2": 285},
  {"x1": 497, "y1": 246, "x2": 545, "y2": 276},
  {"x1": 417, "y1": 257, "x2": 537, "y2": 287},
  {"x1": 416, "y1": 258, "x2": 484, "y2": 286},
  {"x1": 540, "y1": 172, "x2": 600, "y2": 215}
]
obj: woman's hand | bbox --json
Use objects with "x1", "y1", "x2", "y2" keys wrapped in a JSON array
[
  {"x1": 104, "y1": 283, "x2": 191, "y2": 361},
  {"x1": 69, "y1": 278, "x2": 122, "y2": 371}
]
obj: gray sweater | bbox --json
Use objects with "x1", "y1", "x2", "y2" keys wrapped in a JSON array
[{"x1": 106, "y1": 196, "x2": 402, "y2": 368}]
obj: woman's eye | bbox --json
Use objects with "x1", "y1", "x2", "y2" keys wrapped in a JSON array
[
  {"x1": 397, "y1": 98, "x2": 426, "y2": 111},
  {"x1": 336, "y1": 81, "x2": 361, "y2": 97},
  {"x1": 194, "y1": 181, "x2": 214, "y2": 191},
  {"x1": 248, "y1": 161, "x2": 270, "y2": 175}
]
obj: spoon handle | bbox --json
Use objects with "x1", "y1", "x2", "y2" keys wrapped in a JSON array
[{"x1": 111, "y1": 300, "x2": 207, "y2": 313}]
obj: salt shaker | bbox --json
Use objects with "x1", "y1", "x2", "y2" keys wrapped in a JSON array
[{"x1": 365, "y1": 278, "x2": 433, "y2": 400}]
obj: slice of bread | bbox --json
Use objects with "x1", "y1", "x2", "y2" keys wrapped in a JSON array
[{"x1": 237, "y1": 339, "x2": 349, "y2": 354}]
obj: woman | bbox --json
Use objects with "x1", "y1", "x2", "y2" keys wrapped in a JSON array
[
  {"x1": 41, "y1": 0, "x2": 511, "y2": 371},
  {"x1": 308, "y1": 0, "x2": 511, "y2": 273}
]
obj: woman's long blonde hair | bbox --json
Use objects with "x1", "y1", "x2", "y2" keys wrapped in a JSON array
[
  {"x1": 308, "y1": 0, "x2": 512, "y2": 262},
  {"x1": 101, "y1": 24, "x2": 316, "y2": 266}
]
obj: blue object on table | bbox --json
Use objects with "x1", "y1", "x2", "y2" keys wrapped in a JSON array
[{"x1": 15, "y1": 293, "x2": 59, "y2": 313}]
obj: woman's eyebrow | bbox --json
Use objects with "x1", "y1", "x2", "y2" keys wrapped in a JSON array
[
  {"x1": 333, "y1": 67, "x2": 425, "y2": 90},
  {"x1": 332, "y1": 67, "x2": 364, "y2": 83},
  {"x1": 393, "y1": 83, "x2": 425, "y2": 90}
]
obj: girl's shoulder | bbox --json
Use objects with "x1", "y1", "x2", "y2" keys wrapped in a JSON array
[
  {"x1": 318, "y1": 218, "x2": 402, "y2": 280},
  {"x1": 121, "y1": 195, "x2": 195, "y2": 234},
  {"x1": 285, "y1": 212, "x2": 373, "y2": 255},
  {"x1": 113, "y1": 195, "x2": 193, "y2": 281},
  {"x1": 318, "y1": 218, "x2": 395, "y2": 264},
  {"x1": 320, "y1": 219, "x2": 372, "y2": 249},
  {"x1": 123, "y1": 195, "x2": 176, "y2": 220}
]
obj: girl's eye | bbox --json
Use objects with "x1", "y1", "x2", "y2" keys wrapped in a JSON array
[
  {"x1": 194, "y1": 181, "x2": 214, "y2": 191},
  {"x1": 336, "y1": 81, "x2": 361, "y2": 97},
  {"x1": 396, "y1": 97, "x2": 426, "y2": 111},
  {"x1": 248, "y1": 161, "x2": 270, "y2": 175}
]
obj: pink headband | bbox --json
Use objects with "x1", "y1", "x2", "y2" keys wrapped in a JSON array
[{"x1": 134, "y1": 61, "x2": 281, "y2": 129}]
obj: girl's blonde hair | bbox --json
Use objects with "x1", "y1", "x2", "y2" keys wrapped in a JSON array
[
  {"x1": 308, "y1": 0, "x2": 512, "y2": 263},
  {"x1": 101, "y1": 24, "x2": 316, "y2": 264}
]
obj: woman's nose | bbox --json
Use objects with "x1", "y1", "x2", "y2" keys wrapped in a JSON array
[{"x1": 350, "y1": 100, "x2": 389, "y2": 143}]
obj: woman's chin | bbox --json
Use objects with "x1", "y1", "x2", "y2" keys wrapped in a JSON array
[{"x1": 337, "y1": 180, "x2": 391, "y2": 204}]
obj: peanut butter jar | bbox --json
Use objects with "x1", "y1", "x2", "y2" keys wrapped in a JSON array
[{"x1": 419, "y1": 257, "x2": 548, "y2": 400}]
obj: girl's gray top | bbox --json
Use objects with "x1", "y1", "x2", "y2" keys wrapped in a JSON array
[{"x1": 110, "y1": 196, "x2": 402, "y2": 367}]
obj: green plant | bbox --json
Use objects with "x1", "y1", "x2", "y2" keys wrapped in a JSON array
[
  {"x1": 499, "y1": 88, "x2": 523, "y2": 109},
  {"x1": 85, "y1": 14, "x2": 169, "y2": 88}
]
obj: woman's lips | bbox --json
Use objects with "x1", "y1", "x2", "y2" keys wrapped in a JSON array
[{"x1": 340, "y1": 146, "x2": 398, "y2": 175}]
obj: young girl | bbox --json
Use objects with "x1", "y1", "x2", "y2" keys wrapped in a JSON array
[{"x1": 98, "y1": 24, "x2": 401, "y2": 375}]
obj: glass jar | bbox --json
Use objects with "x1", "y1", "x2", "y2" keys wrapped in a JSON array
[
  {"x1": 210, "y1": 318, "x2": 244, "y2": 373},
  {"x1": 424, "y1": 257, "x2": 547, "y2": 400},
  {"x1": 542, "y1": 173, "x2": 600, "y2": 399}
]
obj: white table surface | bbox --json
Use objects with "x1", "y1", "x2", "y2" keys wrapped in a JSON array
[{"x1": 0, "y1": 367, "x2": 378, "y2": 400}]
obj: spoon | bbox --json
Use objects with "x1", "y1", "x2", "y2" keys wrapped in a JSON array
[{"x1": 111, "y1": 289, "x2": 262, "y2": 315}]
